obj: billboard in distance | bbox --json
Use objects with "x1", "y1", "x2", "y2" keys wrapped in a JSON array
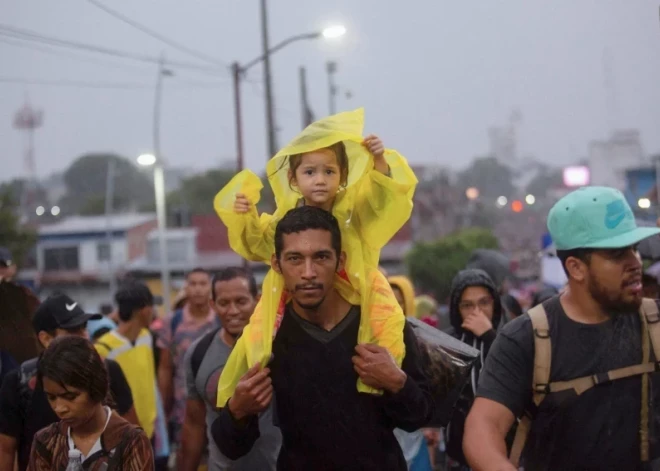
[{"x1": 563, "y1": 166, "x2": 590, "y2": 187}]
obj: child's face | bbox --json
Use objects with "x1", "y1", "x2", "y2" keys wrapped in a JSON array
[{"x1": 290, "y1": 149, "x2": 342, "y2": 208}]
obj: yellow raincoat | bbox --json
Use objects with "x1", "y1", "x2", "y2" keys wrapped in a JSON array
[{"x1": 214, "y1": 108, "x2": 418, "y2": 406}]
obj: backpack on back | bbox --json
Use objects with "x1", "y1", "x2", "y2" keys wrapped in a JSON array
[
  {"x1": 170, "y1": 309, "x2": 184, "y2": 338},
  {"x1": 509, "y1": 298, "x2": 660, "y2": 467},
  {"x1": 191, "y1": 327, "x2": 221, "y2": 381}
]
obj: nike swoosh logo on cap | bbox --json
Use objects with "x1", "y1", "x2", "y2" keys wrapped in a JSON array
[
  {"x1": 604, "y1": 200, "x2": 627, "y2": 230},
  {"x1": 66, "y1": 302, "x2": 78, "y2": 311}
]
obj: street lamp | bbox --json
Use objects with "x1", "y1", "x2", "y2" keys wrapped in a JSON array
[
  {"x1": 232, "y1": 24, "x2": 346, "y2": 170},
  {"x1": 137, "y1": 153, "x2": 171, "y2": 313},
  {"x1": 322, "y1": 25, "x2": 347, "y2": 39}
]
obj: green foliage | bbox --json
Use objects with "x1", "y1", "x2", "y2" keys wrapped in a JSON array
[
  {"x1": 166, "y1": 169, "x2": 276, "y2": 215},
  {"x1": 406, "y1": 227, "x2": 499, "y2": 302},
  {"x1": 0, "y1": 188, "x2": 37, "y2": 267},
  {"x1": 457, "y1": 156, "x2": 515, "y2": 199},
  {"x1": 60, "y1": 153, "x2": 153, "y2": 215},
  {"x1": 166, "y1": 169, "x2": 236, "y2": 215}
]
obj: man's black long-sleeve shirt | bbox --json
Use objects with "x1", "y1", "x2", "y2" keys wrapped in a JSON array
[{"x1": 211, "y1": 305, "x2": 434, "y2": 470}]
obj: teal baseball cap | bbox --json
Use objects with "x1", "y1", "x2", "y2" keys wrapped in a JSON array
[{"x1": 547, "y1": 186, "x2": 660, "y2": 251}]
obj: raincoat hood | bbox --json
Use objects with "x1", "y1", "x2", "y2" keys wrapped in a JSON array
[
  {"x1": 266, "y1": 108, "x2": 375, "y2": 209},
  {"x1": 449, "y1": 268, "x2": 502, "y2": 336},
  {"x1": 414, "y1": 295, "x2": 437, "y2": 319},
  {"x1": 388, "y1": 276, "x2": 415, "y2": 317}
]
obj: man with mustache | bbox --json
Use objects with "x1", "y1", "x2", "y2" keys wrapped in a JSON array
[
  {"x1": 178, "y1": 267, "x2": 281, "y2": 471},
  {"x1": 211, "y1": 205, "x2": 434, "y2": 470},
  {"x1": 464, "y1": 187, "x2": 660, "y2": 471}
]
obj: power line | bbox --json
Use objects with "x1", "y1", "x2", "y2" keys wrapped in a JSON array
[
  {"x1": 0, "y1": 36, "x2": 154, "y2": 73},
  {"x1": 0, "y1": 77, "x2": 152, "y2": 89},
  {"x1": 0, "y1": 76, "x2": 227, "y2": 89},
  {"x1": 0, "y1": 24, "x2": 226, "y2": 75},
  {"x1": 85, "y1": 0, "x2": 226, "y2": 68}
]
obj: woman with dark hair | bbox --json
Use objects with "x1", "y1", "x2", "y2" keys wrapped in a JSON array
[{"x1": 28, "y1": 336, "x2": 154, "y2": 471}]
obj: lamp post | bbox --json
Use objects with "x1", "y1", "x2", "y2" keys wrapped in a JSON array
[
  {"x1": 137, "y1": 153, "x2": 171, "y2": 313},
  {"x1": 136, "y1": 56, "x2": 173, "y2": 313},
  {"x1": 232, "y1": 25, "x2": 346, "y2": 170}
]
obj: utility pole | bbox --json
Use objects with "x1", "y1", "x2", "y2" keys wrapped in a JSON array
[
  {"x1": 232, "y1": 62, "x2": 245, "y2": 172},
  {"x1": 326, "y1": 61, "x2": 338, "y2": 115},
  {"x1": 232, "y1": 61, "x2": 248, "y2": 268},
  {"x1": 153, "y1": 53, "x2": 172, "y2": 313},
  {"x1": 104, "y1": 159, "x2": 116, "y2": 300},
  {"x1": 299, "y1": 66, "x2": 314, "y2": 128},
  {"x1": 260, "y1": 0, "x2": 277, "y2": 159}
]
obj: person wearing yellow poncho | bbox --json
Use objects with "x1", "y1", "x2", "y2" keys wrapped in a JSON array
[{"x1": 214, "y1": 108, "x2": 418, "y2": 405}]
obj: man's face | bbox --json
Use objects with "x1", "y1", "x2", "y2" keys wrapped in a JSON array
[
  {"x1": 272, "y1": 229, "x2": 344, "y2": 311},
  {"x1": 212, "y1": 277, "x2": 257, "y2": 337},
  {"x1": 583, "y1": 246, "x2": 643, "y2": 313},
  {"x1": 186, "y1": 272, "x2": 211, "y2": 308},
  {"x1": 458, "y1": 286, "x2": 494, "y2": 321},
  {"x1": 39, "y1": 324, "x2": 89, "y2": 349}
]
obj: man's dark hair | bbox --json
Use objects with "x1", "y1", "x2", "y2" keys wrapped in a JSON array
[
  {"x1": 556, "y1": 248, "x2": 594, "y2": 277},
  {"x1": 187, "y1": 267, "x2": 210, "y2": 279},
  {"x1": 274, "y1": 206, "x2": 342, "y2": 261},
  {"x1": 211, "y1": 267, "x2": 258, "y2": 301},
  {"x1": 37, "y1": 336, "x2": 109, "y2": 404},
  {"x1": 115, "y1": 281, "x2": 154, "y2": 322}
]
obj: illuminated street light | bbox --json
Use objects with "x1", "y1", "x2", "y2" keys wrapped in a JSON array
[
  {"x1": 137, "y1": 153, "x2": 157, "y2": 167},
  {"x1": 36, "y1": 206, "x2": 45, "y2": 216},
  {"x1": 497, "y1": 196, "x2": 508, "y2": 207},
  {"x1": 525, "y1": 194, "x2": 536, "y2": 205},
  {"x1": 136, "y1": 153, "x2": 170, "y2": 312},
  {"x1": 466, "y1": 187, "x2": 479, "y2": 200},
  {"x1": 322, "y1": 25, "x2": 347, "y2": 39},
  {"x1": 638, "y1": 198, "x2": 651, "y2": 209},
  {"x1": 51, "y1": 206, "x2": 60, "y2": 216}
]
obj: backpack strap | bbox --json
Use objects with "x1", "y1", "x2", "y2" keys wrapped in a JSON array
[
  {"x1": 510, "y1": 303, "x2": 550, "y2": 467},
  {"x1": 641, "y1": 298, "x2": 660, "y2": 361},
  {"x1": 191, "y1": 327, "x2": 221, "y2": 381},
  {"x1": 640, "y1": 298, "x2": 659, "y2": 462},
  {"x1": 511, "y1": 299, "x2": 659, "y2": 466},
  {"x1": 170, "y1": 309, "x2": 184, "y2": 336}
]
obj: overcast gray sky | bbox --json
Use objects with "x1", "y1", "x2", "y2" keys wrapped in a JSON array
[{"x1": 2, "y1": 0, "x2": 659, "y2": 182}]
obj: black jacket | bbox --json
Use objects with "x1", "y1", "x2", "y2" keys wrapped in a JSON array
[{"x1": 444, "y1": 268, "x2": 502, "y2": 466}]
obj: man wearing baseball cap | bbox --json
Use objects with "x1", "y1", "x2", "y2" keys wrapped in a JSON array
[
  {"x1": 464, "y1": 186, "x2": 660, "y2": 470},
  {"x1": 0, "y1": 293, "x2": 137, "y2": 471}
]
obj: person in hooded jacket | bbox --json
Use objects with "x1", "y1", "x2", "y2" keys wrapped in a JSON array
[{"x1": 443, "y1": 269, "x2": 503, "y2": 470}]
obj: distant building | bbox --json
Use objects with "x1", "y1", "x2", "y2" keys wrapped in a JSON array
[
  {"x1": 624, "y1": 166, "x2": 657, "y2": 222},
  {"x1": 589, "y1": 130, "x2": 646, "y2": 190},
  {"x1": 33, "y1": 213, "x2": 157, "y2": 310}
]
